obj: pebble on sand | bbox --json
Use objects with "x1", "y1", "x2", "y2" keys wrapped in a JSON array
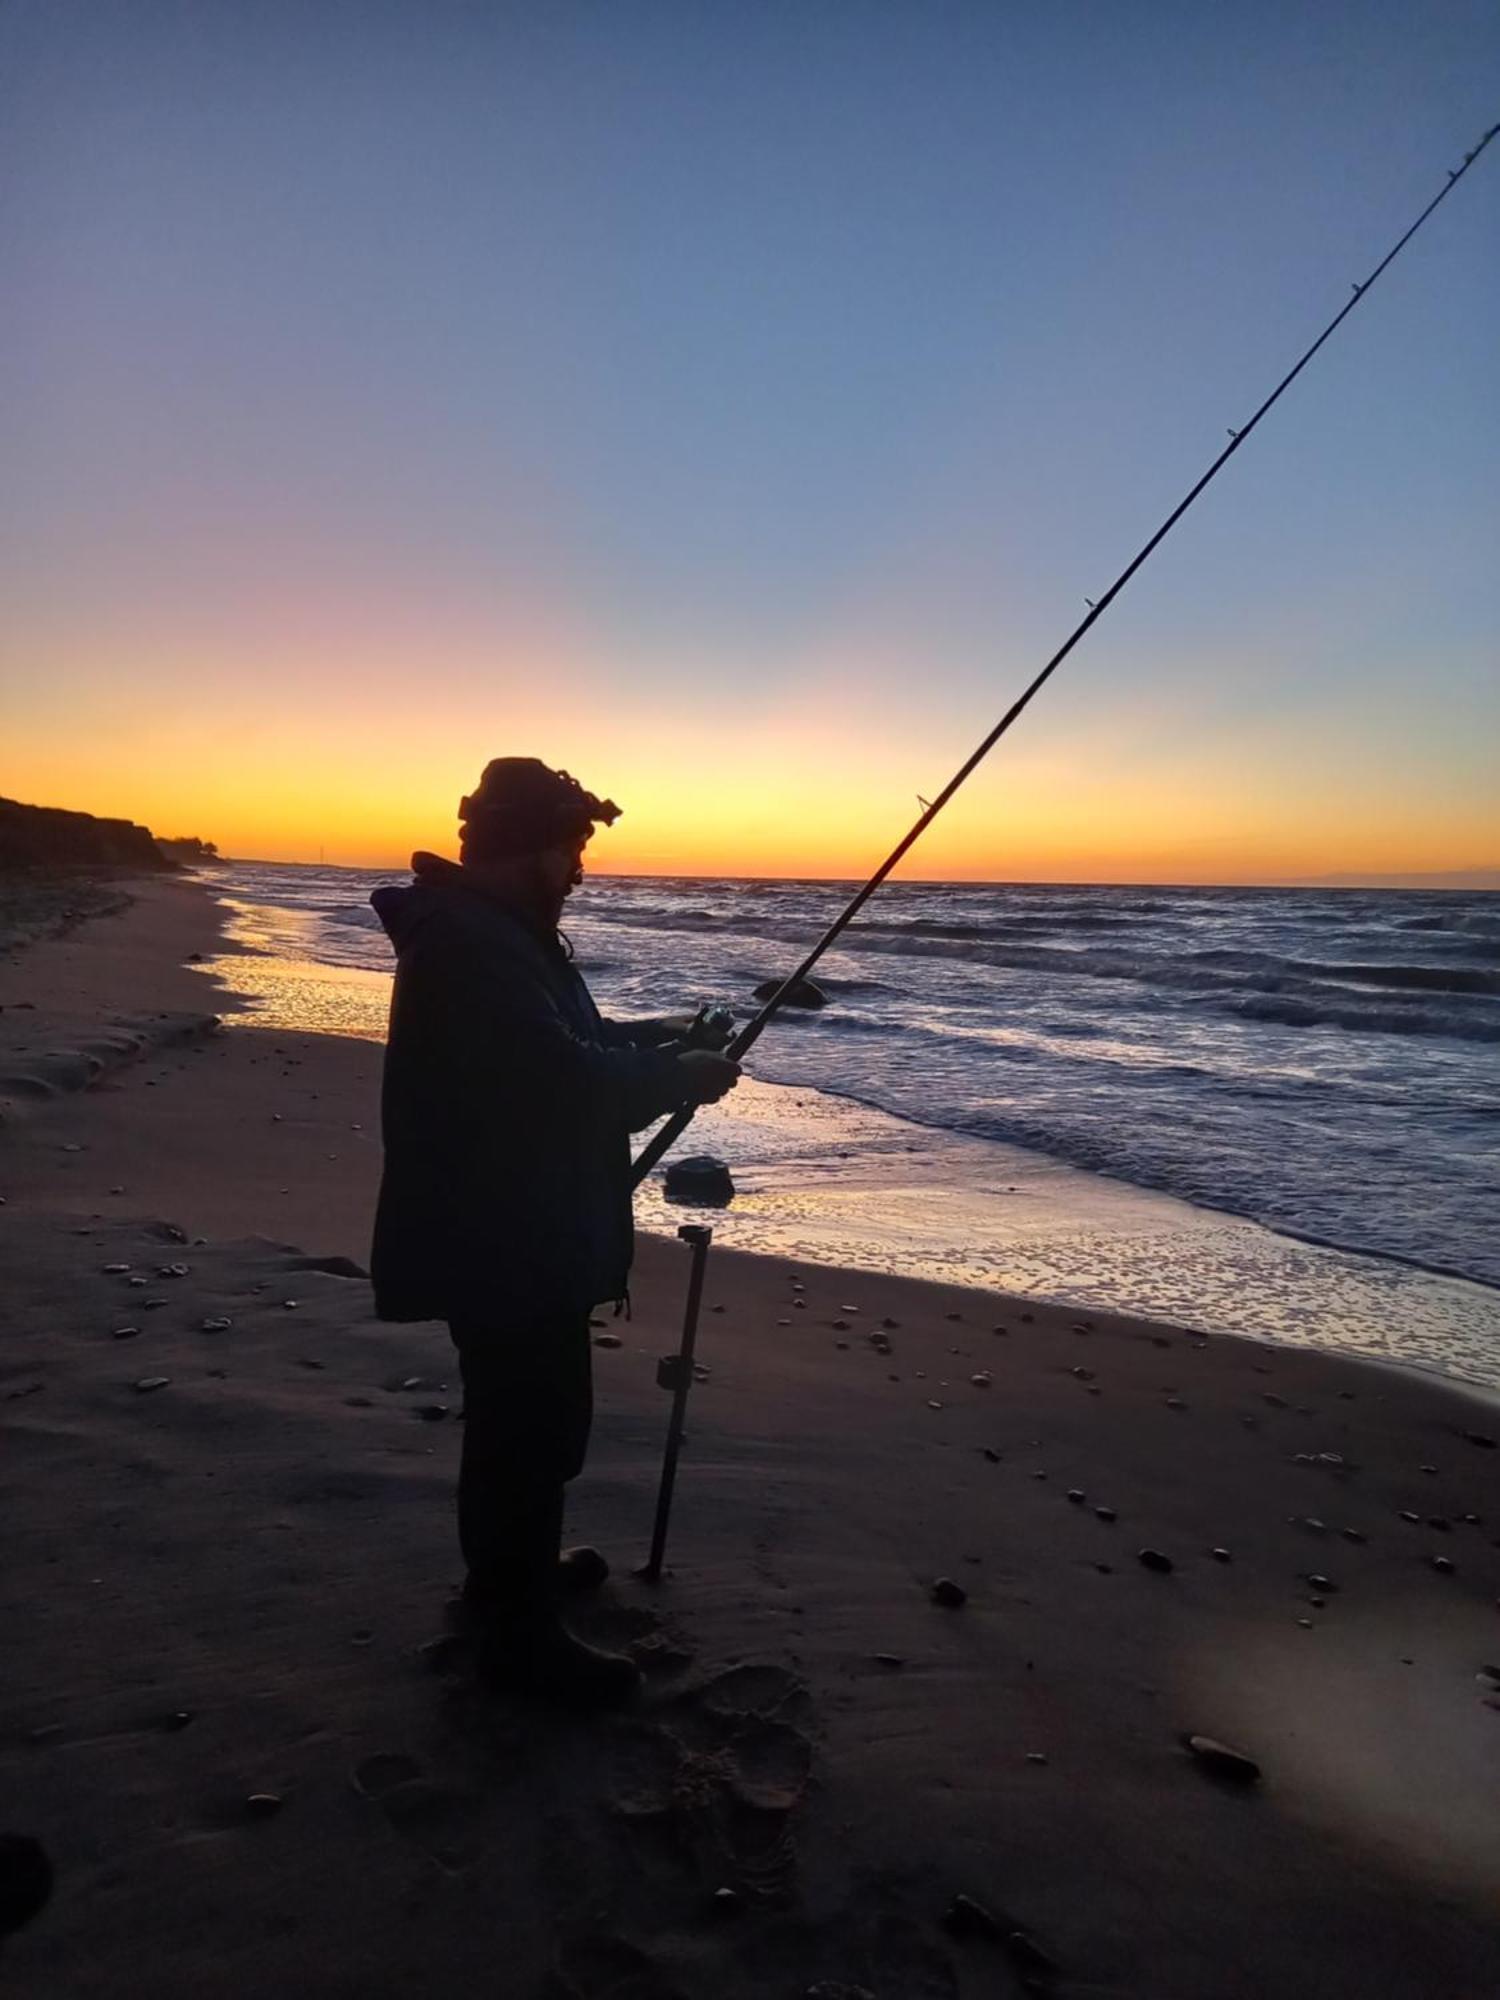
[
  {"x1": 943, "y1": 1891, "x2": 1004, "y2": 1938},
  {"x1": 244, "y1": 1793, "x2": 283, "y2": 1817},
  {"x1": 1138, "y1": 1548, "x2": 1174, "y2": 1574},
  {"x1": 0, "y1": 1832, "x2": 53, "y2": 1938},
  {"x1": 930, "y1": 1577, "x2": 968, "y2": 1608},
  {"x1": 943, "y1": 1896, "x2": 1056, "y2": 1981},
  {"x1": 133, "y1": 1377, "x2": 170, "y2": 1393},
  {"x1": 1185, "y1": 1734, "x2": 1261, "y2": 1784},
  {"x1": 200, "y1": 1317, "x2": 232, "y2": 1332},
  {"x1": 593, "y1": 1332, "x2": 623, "y2": 1349}
]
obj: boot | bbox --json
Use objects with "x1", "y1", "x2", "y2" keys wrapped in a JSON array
[
  {"x1": 450, "y1": 1544, "x2": 608, "y2": 1633},
  {"x1": 477, "y1": 1608, "x2": 641, "y2": 1709}
]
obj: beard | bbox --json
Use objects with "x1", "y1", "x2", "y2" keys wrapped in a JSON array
[{"x1": 522, "y1": 854, "x2": 578, "y2": 932}]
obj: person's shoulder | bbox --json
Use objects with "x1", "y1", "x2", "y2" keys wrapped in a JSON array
[{"x1": 415, "y1": 890, "x2": 560, "y2": 982}]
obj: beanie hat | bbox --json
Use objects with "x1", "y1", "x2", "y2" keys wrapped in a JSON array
[{"x1": 458, "y1": 758, "x2": 621, "y2": 862}]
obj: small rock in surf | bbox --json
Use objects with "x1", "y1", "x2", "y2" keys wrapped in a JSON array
[
  {"x1": 663, "y1": 1155, "x2": 735, "y2": 1206},
  {"x1": 751, "y1": 976, "x2": 828, "y2": 1009}
]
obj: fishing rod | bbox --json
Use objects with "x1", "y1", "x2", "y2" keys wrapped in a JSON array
[{"x1": 632, "y1": 119, "x2": 1498, "y2": 1190}]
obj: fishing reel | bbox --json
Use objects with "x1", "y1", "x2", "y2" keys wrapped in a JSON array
[{"x1": 681, "y1": 1002, "x2": 738, "y2": 1051}]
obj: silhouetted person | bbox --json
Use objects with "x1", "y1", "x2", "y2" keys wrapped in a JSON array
[{"x1": 370, "y1": 759, "x2": 738, "y2": 1706}]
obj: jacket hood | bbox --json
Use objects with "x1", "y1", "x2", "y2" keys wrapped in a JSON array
[
  {"x1": 370, "y1": 851, "x2": 565, "y2": 957},
  {"x1": 369, "y1": 851, "x2": 466, "y2": 951}
]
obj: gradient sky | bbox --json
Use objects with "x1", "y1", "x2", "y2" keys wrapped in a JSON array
[{"x1": 2, "y1": 1, "x2": 1496, "y2": 881}]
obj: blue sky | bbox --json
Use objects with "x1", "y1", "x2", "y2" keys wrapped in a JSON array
[{"x1": 2, "y1": 1, "x2": 1496, "y2": 877}]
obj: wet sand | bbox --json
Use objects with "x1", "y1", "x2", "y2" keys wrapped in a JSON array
[{"x1": 3, "y1": 875, "x2": 1499, "y2": 1998}]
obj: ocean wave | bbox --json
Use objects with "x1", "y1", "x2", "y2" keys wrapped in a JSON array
[
  {"x1": 1228, "y1": 993, "x2": 1500, "y2": 1042},
  {"x1": 1292, "y1": 959, "x2": 1500, "y2": 996},
  {"x1": 593, "y1": 906, "x2": 1500, "y2": 1012},
  {"x1": 853, "y1": 911, "x2": 1156, "y2": 939}
]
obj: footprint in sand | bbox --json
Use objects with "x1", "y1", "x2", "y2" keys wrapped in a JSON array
[
  {"x1": 694, "y1": 1660, "x2": 811, "y2": 1724},
  {"x1": 607, "y1": 1663, "x2": 814, "y2": 1907},
  {"x1": 350, "y1": 1751, "x2": 479, "y2": 1873}
]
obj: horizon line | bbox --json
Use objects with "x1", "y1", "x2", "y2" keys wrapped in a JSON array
[{"x1": 214, "y1": 857, "x2": 1500, "y2": 893}]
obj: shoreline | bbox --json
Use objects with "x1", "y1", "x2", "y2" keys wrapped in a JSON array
[
  {"x1": 4, "y1": 873, "x2": 1500, "y2": 1997},
  {"x1": 4, "y1": 870, "x2": 1497, "y2": 1397},
  {"x1": 193, "y1": 868, "x2": 1500, "y2": 1390}
]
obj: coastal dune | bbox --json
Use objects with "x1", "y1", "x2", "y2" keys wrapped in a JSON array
[{"x1": 2, "y1": 878, "x2": 1498, "y2": 1998}]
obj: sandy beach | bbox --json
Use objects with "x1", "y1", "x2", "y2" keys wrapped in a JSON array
[{"x1": 3, "y1": 873, "x2": 1499, "y2": 1999}]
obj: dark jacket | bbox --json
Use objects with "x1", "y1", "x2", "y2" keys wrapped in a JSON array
[{"x1": 369, "y1": 855, "x2": 687, "y2": 1324}]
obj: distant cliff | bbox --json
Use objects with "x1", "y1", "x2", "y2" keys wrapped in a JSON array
[{"x1": 0, "y1": 797, "x2": 179, "y2": 873}]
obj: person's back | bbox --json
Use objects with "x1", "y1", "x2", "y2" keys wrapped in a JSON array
[{"x1": 371, "y1": 852, "x2": 674, "y2": 1325}]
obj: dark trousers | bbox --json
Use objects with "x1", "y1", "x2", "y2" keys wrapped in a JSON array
[{"x1": 447, "y1": 1310, "x2": 594, "y2": 1615}]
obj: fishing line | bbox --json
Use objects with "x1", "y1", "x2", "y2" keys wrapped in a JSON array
[{"x1": 632, "y1": 120, "x2": 1498, "y2": 1189}]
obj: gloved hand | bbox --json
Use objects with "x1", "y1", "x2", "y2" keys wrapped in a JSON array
[
  {"x1": 658, "y1": 1010, "x2": 736, "y2": 1051},
  {"x1": 675, "y1": 1050, "x2": 741, "y2": 1103}
]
